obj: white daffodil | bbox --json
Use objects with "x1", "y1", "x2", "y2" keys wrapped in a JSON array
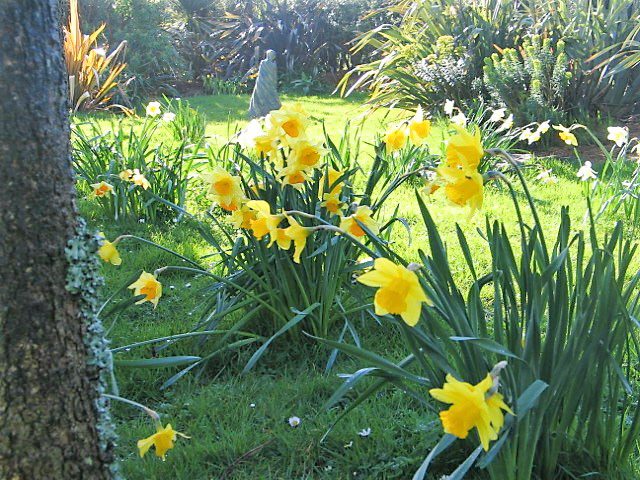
[
  {"x1": 450, "y1": 111, "x2": 467, "y2": 126},
  {"x1": 444, "y1": 99, "x2": 455, "y2": 116},
  {"x1": 536, "y1": 169, "x2": 557, "y2": 184},
  {"x1": 537, "y1": 120, "x2": 550, "y2": 134},
  {"x1": 576, "y1": 161, "x2": 597, "y2": 181},
  {"x1": 489, "y1": 108, "x2": 506, "y2": 122},
  {"x1": 495, "y1": 114, "x2": 514, "y2": 133},
  {"x1": 607, "y1": 126, "x2": 628, "y2": 147}
]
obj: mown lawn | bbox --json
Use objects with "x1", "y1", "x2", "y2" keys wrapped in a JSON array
[{"x1": 79, "y1": 94, "x2": 638, "y2": 479}]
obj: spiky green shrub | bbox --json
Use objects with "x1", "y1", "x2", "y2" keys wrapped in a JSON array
[{"x1": 483, "y1": 36, "x2": 571, "y2": 125}]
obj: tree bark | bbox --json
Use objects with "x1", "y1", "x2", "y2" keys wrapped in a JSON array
[{"x1": 0, "y1": 1, "x2": 114, "y2": 479}]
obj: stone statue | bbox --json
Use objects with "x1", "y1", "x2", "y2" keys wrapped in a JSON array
[{"x1": 248, "y1": 50, "x2": 281, "y2": 119}]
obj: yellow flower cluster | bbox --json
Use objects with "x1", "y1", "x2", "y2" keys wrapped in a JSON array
[
  {"x1": 120, "y1": 168, "x2": 150, "y2": 190},
  {"x1": 383, "y1": 106, "x2": 432, "y2": 154},
  {"x1": 426, "y1": 125, "x2": 485, "y2": 218},
  {"x1": 245, "y1": 200, "x2": 312, "y2": 263},
  {"x1": 429, "y1": 373, "x2": 513, "y2": 451},
  {"x1": 238, "y1": 104, "x2": 328, "y2": 189}
]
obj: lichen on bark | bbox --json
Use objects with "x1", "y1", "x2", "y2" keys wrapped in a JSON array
[{"x1": 65, "y1": 219, "x2": 121, "y2": 479}]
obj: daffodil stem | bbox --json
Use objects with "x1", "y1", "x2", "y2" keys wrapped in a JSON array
[
  {"x1": 112, "y1": 234, "x2": 202, "y2": 268},
  {"x1": 283, "y1": 210, "x2": 335, "y2": 227},
  {"x1": 102, "y1": 393, "x2": 160, "y2": 421}
]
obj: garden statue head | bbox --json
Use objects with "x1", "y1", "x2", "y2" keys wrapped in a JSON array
[{"x1": 266, "y1": 50, "x2": 276, "y2": 62}]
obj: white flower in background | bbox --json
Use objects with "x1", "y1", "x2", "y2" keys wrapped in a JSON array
[
  {"x1": 93, "y1": 47, "x2": 106, "y2": 56},
  {"x1": 607, "y1": 126, "x2": 628, "y2": 147},
  {"x1": 357, "y1": 427, "x2": 372, "y2": 437},
  {"x1": 450, "y1": 111, "x2": 467, "y2": 126},
  {"x1": 162, "y1": 112, "x2": 176, "y2": 123},
  {"x1": 495, "y1": 114, "x2": 514, "y2": 133},
  {"x1": 444, "y1": 99, "x2": 455, "y2": 116},
  {"x1": 146, "y1": 101, "x2": 161, "y2": 117},
  {"x1": 536, "y1": 169, "x2": 557, "y2": 184},
  {"x1": 537, "y1": 120, "x2": 550, "y2": 134},
  {"x1": 344, "y1": 441, "x2": 353, "y2": 448},
  {"x1": 576, "y1": 161, "x2": 597, "y2": 181},
  {"x1": 288, "y1": 416, "x2": 301, "y2": 427},
  {"x1": 489, "y1": 108, "x2": 506, "y2": 123},
  {"x1": 237, "y1": 119, "x2": 264, "y2": 149}
]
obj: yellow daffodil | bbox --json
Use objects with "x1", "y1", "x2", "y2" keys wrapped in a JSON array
[
  {"x1": 553, "y1": 124, "x2": 578, "y2": 146},
  {"x1": 90, "y1": 181, "x2": 114, "y2": 198},
  {"x1": 137, "y1": 424, "x2": 189, "y2": 460},
  {"x1": 98, "y1": 233, "x2": 121, "y2": 265},
  {"x1": 320, "y1": 192, "x2": 345, "y2": 215},
  {"x1": 219, "y1": 197, "x2": 243, "y2": 212},
  {"x1": 246, "y1": 200, "x2": 282, "y2": 240},
  {"x1": 445, "y1": 125, "x2": 484, "y2": 170},
  {"x1": 229, "y1": 205, "x2": 257, "y2": 229},
  {"x1": 408, "y1": 106, "x2": 431, "y2": 146},
  {"x1": 429, "y1": 373, "x2": 513, "y2": 451},
  {"x1": 422, "y1": 178, "x2": 441, "y2": 195},
  {"x1": 437, "y1": 165, "x2": 484, "y2": 216},
  {"x1": 357, "y1": 258, "x2": 429, "y2": 326},
  {"x1": 339, "y1": 206, "x2": 379, "y2": 238},
  {"x1": 146, "y1": 101, "x2": 161, "y2": 117},
  {"x1": 607, "y1": 126, "x2": 628, "y2": 147},
  {"x1": 128, "y1": 271, "x2": 162, "y2": 308},
  {"x1": 560, "y1": 131, "x2": 577, "y2": 146},
  {"x1": 320, "y1": 167, "x2": 345, "y2": 196},
  {"x1": 119, "y1": 169, "x2": 134, "y2": 181},
  {"x1": 283, "y1": 216, "x2": 312, "y2": 263},
  {"x1": 131, "y1": 169, "x2": 150, "y2": 190},
  {"x1": 238, "y1": 119, "x2": 280, "y2": 160},
  {"x1": 268, "y1": 227, "x2": 292, "y2": 250},
  {"x1": 278, "y1": 165, "x2": 309, "y2": 187},
  {"x1": 383, "y1": 125, "x2": 408, "y2": 153},
  {"x1": 202, "y1": 167, "x2": 245, "y2": 209},
  {"x1": 267, "y1": 104, "x2": 310, "y2": 139},
  {"x1": 290, "y1": 139, "x2": 328, "y2": 170}
]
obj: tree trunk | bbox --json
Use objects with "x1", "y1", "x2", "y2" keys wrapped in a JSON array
[{"x1": 0, "y1": 1, "x2": 115, "y2": 479}]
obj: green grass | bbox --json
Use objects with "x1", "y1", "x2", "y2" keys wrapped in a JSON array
[{"x1": 78, "y1": 94, "x2": 639, "y2": 479}]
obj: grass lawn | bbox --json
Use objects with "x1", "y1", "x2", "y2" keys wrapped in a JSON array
[{"x1": 78, "y1": 94, "x2": 639, "y2": 479}]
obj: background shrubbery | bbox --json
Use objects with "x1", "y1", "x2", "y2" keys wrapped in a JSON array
[
  {"x1": 340, "y1": 0, "x2": 640, "y2": 122},
  {"x1": 75, "y1": 0, "x2": 388, "y2": 102}
]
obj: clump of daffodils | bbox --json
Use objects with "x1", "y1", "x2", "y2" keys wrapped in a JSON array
[
  {"x1": 424, "y1": 125, "x2": 485, "y2": 218},
  {"x1": 200, "y1": 105, "x2": 390, "y2": 263},
  {"x1": 383, "y1": 106, "x2": 432, "y2": 154}
]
